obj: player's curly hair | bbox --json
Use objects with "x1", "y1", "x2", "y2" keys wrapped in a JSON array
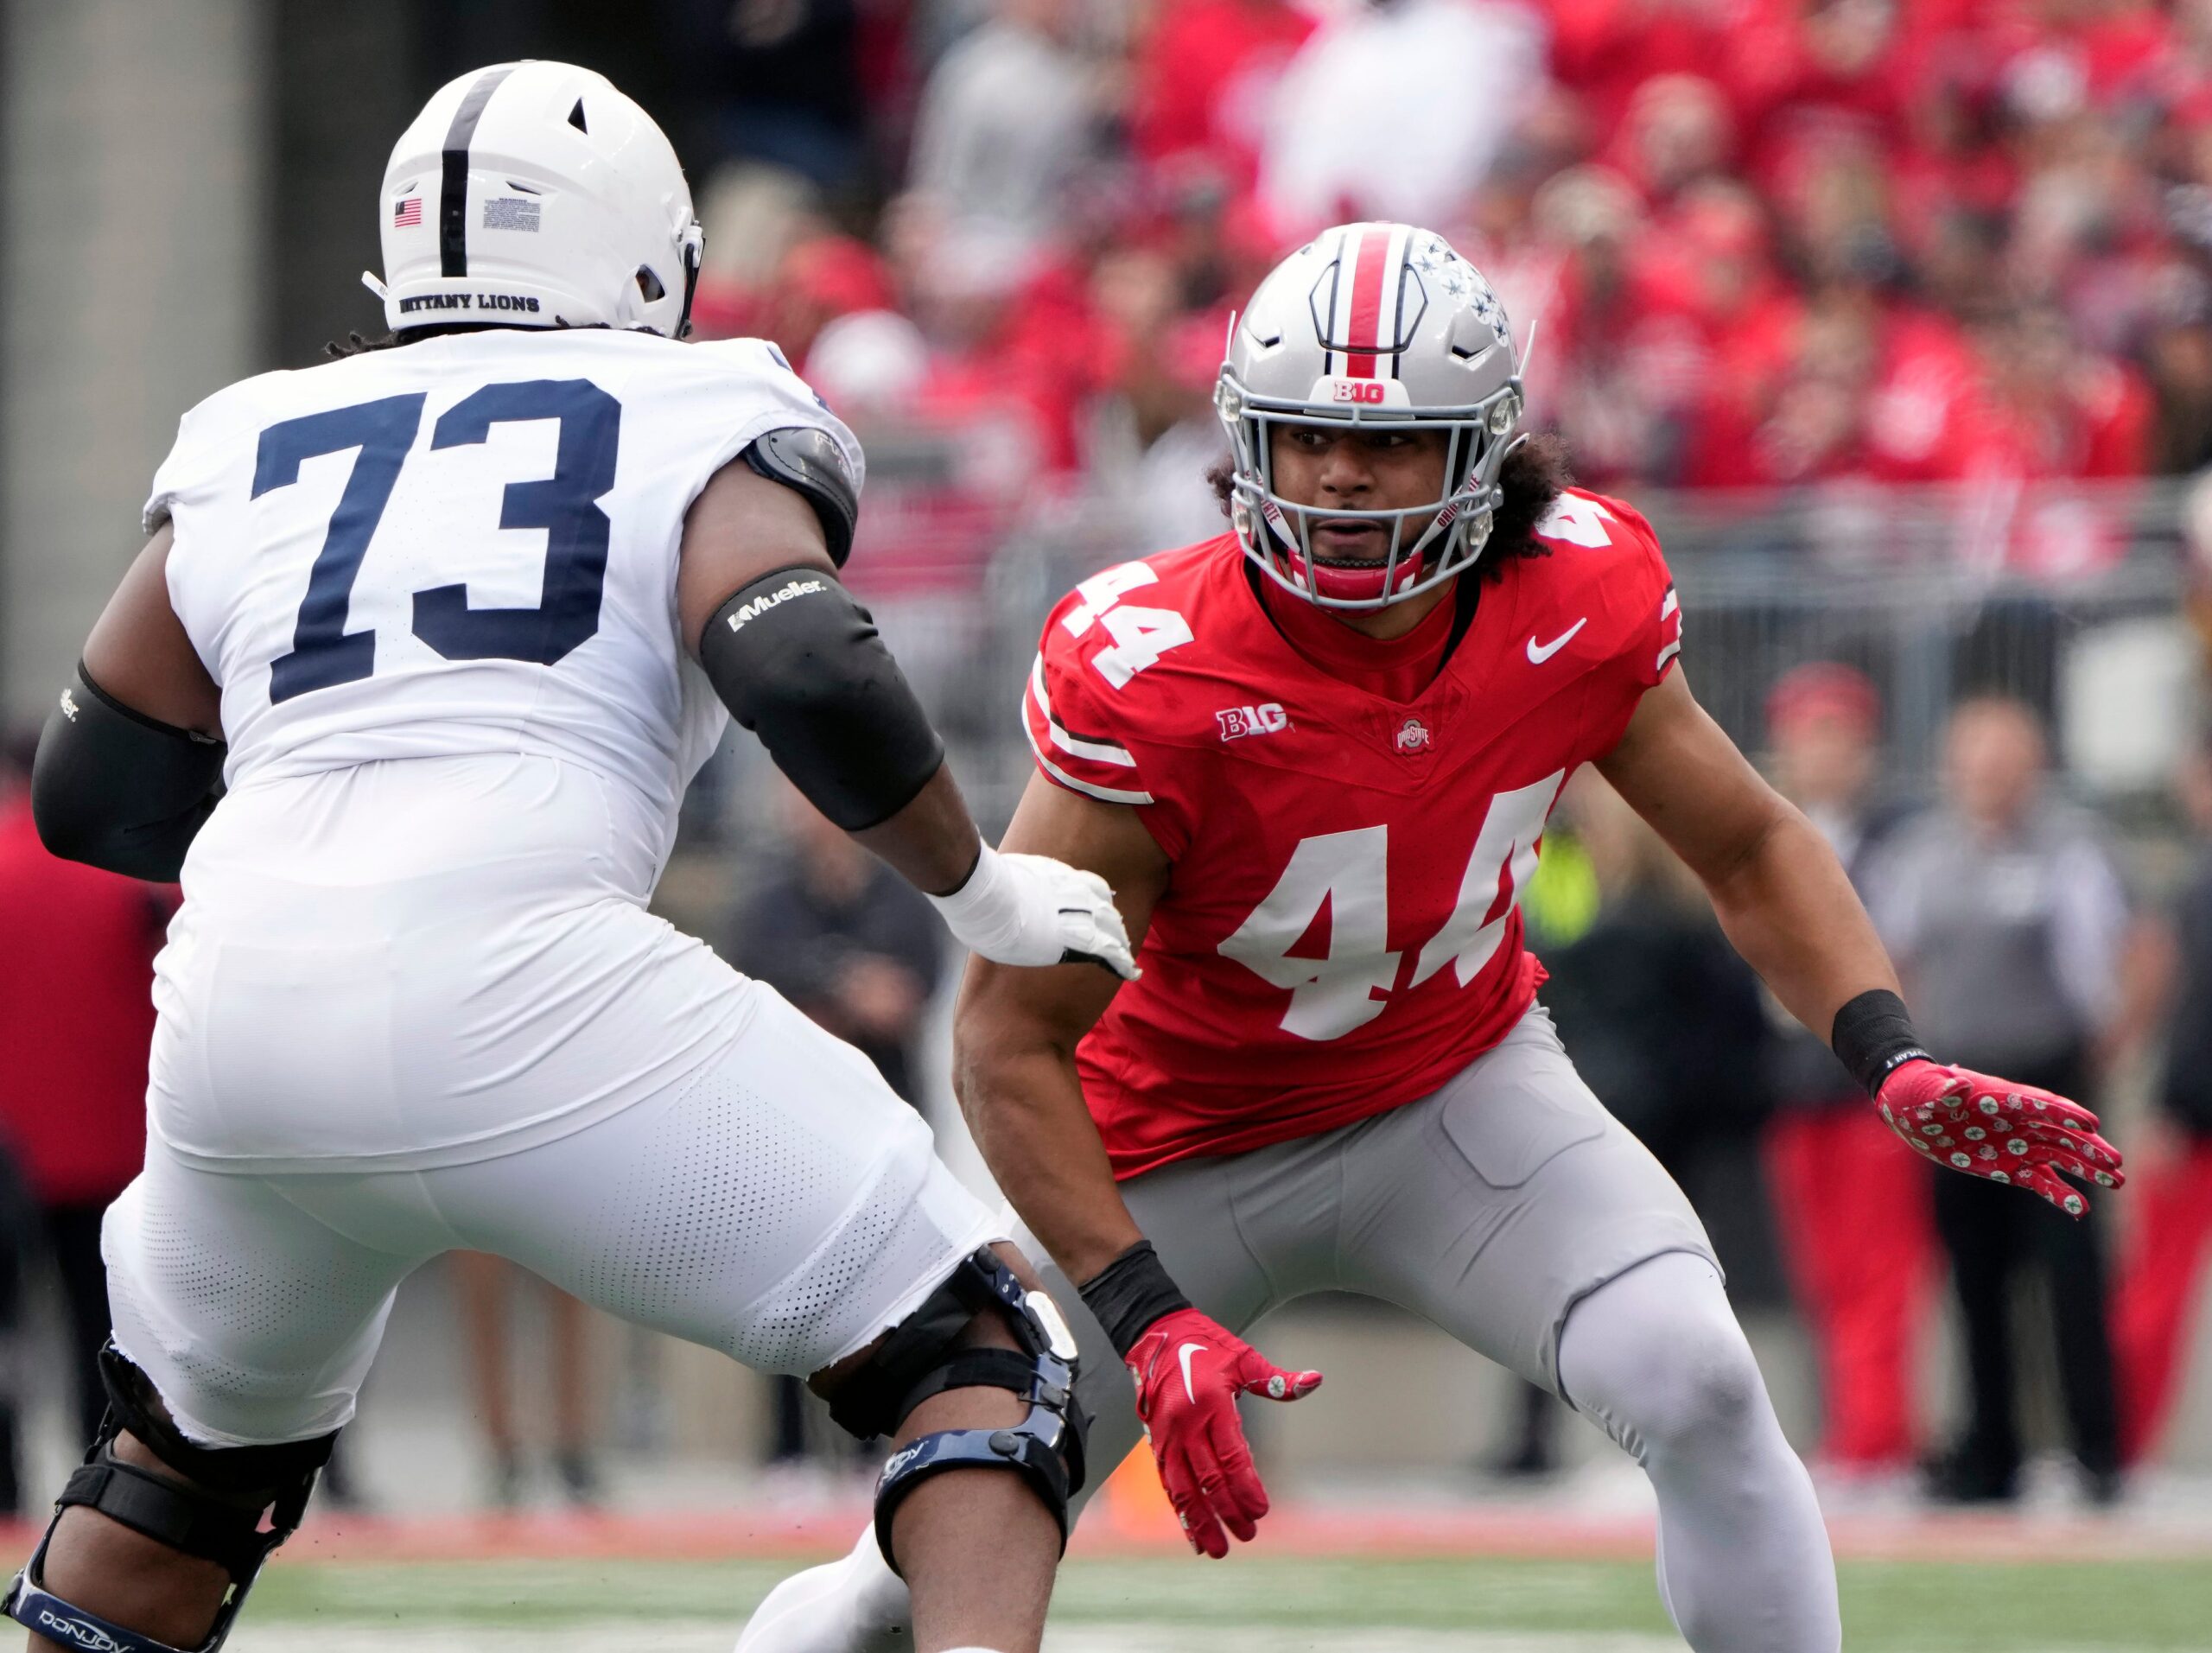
[{"x1": 1205, "y1": 431, "x2": 1573, "y2": 582}]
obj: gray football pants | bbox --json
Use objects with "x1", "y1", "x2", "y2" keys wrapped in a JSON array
[
  {"x1": 741, "y1": 1004, "x2": 1842, "y2": 1652},
  {"x1": 1039, "y1": 1001, "x2": 1716, "y2": 1507}
]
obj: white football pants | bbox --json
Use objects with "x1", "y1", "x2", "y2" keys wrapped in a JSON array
[{"x1": 105, "y1": 984, "x2": 1002, "y2": 1448}]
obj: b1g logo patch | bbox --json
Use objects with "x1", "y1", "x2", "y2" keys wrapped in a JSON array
[
  {"x1": 1314, "y1": 376, "x2": 1408, "y2": 408},
  {"x1": 1217, "y1": 703, "x2": 1289, "y2": 741}
]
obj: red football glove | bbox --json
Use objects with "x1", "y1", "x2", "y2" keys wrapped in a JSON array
[
  {"x1": 1124, "y1": 1307, "x2": 1321, "y2": 1558},
  {"x1": 1877, "y1": 1058, "x2": 2125, "y2": 1216}
]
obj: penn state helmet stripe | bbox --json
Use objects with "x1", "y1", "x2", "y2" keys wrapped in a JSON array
[{"x1": 439, "y1": 65, "x2": 515, "y2": 277}]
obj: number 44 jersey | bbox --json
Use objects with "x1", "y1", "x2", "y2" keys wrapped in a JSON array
[
  {"x1": 1024, "y1": 489, "x2": 1682, "y2": 1180},
  {"x1": 150, "y1": 328, "x2": 860, "y2": 898}
]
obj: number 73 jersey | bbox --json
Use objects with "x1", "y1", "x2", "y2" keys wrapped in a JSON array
[
  {"x1": 147, "y1": 329, "x2": 860, "y2": 893},
  {"x1": 1024, "y1": 490, "x2": 1682, "y2": 1180}
]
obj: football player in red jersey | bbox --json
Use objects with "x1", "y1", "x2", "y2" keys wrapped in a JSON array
[{"x1": 738, "y1": 224, "x2": 2124, "y2": 1653}]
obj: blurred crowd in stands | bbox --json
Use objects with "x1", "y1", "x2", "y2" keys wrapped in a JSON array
[{"x1": 669, "y1": 0, "x2": 2212, "y2": 579}]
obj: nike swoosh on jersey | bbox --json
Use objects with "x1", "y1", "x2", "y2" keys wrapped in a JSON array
[
  {"x1": 1178, "y1": 1341, "x2": 1209, "y2": 1403},
  {"x1": 1525, "y1": 617, "x2": 1588, "y2": 664}
]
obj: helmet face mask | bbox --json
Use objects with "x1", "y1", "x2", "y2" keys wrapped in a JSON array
[
  {"x1": 1217, "y1": 223, "x2": 1524, "y2": 611},
  {"x1": 373, "y1": 61, "x2": 706, "y2": 340}
]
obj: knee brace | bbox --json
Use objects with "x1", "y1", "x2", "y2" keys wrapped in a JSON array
[
  {"x1": 3, "y1": 1345, "x2": 334, "y2": 1653},
  {"x1": 829, "y1": 1249, "x2": 1089, "y2": 1575}
]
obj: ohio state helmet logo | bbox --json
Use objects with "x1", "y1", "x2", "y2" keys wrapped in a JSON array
[{"x1": 1395, "y1": 716, "x2": 1432, "y2": 754}]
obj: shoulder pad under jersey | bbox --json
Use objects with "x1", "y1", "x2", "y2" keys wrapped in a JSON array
[{"x1": 743, "y1": 425, "x2": 859, "y2": 566}]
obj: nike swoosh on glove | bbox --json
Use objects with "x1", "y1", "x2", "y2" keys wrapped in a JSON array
[
  {"x1": 1877, "y1": 1058, "x2": 2125, "y2": 1216},
  {"x1": 927, "y1": 844, "x2": 1139, "y2": 980},
  {"x1": 1125, "y1": 1307, "x2": 1320, "y2": 1559}
]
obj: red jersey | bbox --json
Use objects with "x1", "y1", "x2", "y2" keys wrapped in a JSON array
[
  {"x1": 1023, "y1": 489, "x2": 1682, "y2": 1179},
  {"x1": 0, "y1": 800, "x2": 168, "y2": 1203}
]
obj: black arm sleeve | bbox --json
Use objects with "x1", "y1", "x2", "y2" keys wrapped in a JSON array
[
  {"x1": 31, "y1": 664, "x2": 226, "y2": 882},
  {"x1": 698, "y1": 566, "x2": 944, "y2": 831}
]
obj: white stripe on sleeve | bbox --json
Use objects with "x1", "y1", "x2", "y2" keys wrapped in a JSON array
[
  {"x1": 1021, "y1": 715, "x2": 1155, "y2": 806},
  {"x1": 1027, "y1": 656, "x2": 1139, "y2": 767}
]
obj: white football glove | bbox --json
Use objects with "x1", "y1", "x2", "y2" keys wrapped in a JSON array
[{"x1": 927, "y1": 844, "x2": 1139, "y2": 980}]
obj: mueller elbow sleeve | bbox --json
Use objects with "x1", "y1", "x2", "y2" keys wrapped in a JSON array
[{"x1": 698, "y1": 566, "x2": 944, "y2": 830}]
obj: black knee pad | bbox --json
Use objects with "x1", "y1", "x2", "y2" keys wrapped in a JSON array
[
  {"x1": 2, "y1": 1344, "x2": 335, "y2": 1653},
  {"x1": 830, "y1": 1249, "x2": 1090, "y2": 1575},
  {"x1": 96, "y1": 1344, "x2": 338, "y2": 1497}
]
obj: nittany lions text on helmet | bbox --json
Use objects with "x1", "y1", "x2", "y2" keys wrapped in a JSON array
[
  {"x1": 1217, "y1": 222, "x2": 1525, "y2": 609},
  {"x1": 371, "y1": 60, "x2": 704, "y2": 338}
]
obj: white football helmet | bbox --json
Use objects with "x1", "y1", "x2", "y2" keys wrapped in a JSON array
[
  {"x1": 370, "y1": 60, "x2": 704, "y2": 338},
  {"x1": 1216, "y1": 223, "x2": 1524, "y2": 608}
]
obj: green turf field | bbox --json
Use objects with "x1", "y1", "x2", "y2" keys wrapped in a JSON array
[{"x1": 234, "y1": 1554, "x2": 2212, "y2": 1650}]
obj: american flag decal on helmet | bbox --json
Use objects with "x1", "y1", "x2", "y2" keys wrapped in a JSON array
[{"x1": 392, "y1": 197, "x2": 423, "y2": 227}]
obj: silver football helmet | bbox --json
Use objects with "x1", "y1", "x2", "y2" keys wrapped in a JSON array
[{"x1": 1216, "y1": 223, "x2": 1524, "y2": 608}]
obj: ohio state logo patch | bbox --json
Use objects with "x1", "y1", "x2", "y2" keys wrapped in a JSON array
[{"x1": 1394, "y1": 716, "x2": 1431, "y2": 754}]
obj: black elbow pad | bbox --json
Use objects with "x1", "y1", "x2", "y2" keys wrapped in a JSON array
[
  {"x1": 31, "y1": 665, "x2": 226, "y2": 881},
  {"x1": 698, "y1": 567, "x2": 944, "y2": 830},
  {"x1": 742, "y1": 426, "x2": 859, "y2": 566}
]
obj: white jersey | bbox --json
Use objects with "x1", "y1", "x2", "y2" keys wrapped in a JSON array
[
  {"x1": 151, "y1": 327, "x2": 861, "y2": 899},
  {"x1": 141, "y1": 328, "x2": 862, "y2": 1172}
]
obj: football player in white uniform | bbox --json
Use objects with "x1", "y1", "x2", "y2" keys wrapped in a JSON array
[{"x1": 8, "y1": 62, "x2": 1126, "y2": 1653}]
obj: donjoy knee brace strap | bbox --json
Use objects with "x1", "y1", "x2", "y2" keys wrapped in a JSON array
[
  {"x1": 3, "y1": 1345, "x2": 334, "y2": 1653},
  {"x1": 831, "y1": 1249, "x2": 1089, "y2": 1574}
]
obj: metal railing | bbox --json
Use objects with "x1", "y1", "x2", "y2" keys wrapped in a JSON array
[{"x1": 686, "y1": 475, "x2": 2198, "y2": 856}]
